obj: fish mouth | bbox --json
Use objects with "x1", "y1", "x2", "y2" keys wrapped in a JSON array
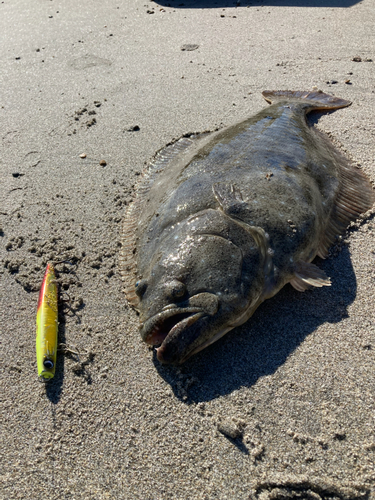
[
  {"x1": 140, "y1": 292, "x2": 220, "y2": 364},
  {"x1": 141, "y1": 307, "x2": 206, "y2": 346}
]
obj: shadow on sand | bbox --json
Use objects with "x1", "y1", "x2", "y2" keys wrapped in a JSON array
[{"x1": 153, "y1": 0, "x2": 359, "y2": 9}]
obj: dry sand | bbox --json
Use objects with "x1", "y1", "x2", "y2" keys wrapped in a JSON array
[{"x1": 1, "y1": 1, "x2": 375, "y2": 499}]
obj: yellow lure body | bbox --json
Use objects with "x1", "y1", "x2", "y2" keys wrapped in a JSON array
[{"x1": 36, "y1": 263, "x2": 58, "y2": 380}]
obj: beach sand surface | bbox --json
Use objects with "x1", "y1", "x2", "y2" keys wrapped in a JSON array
[{"x1": 1, "y1": 1, "x2": 374, "y2": 499}]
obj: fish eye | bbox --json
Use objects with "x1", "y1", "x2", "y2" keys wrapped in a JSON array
[
  {"x1": 135, "y1": 279, "x2": 148, "y2": 297},
  {"x1": 43, "y1": 359, "x2": 54, "y2": 369},
  {"x1": 170, "y1": 280, "x2": 186, "y2": 299}
]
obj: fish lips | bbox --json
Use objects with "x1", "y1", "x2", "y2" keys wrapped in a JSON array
[{"x1": 140, "y1": 293, "x2": 219, "y2": 364}]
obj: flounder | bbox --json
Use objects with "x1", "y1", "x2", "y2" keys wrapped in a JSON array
[{"x1": 120, "y1": 90, "x2": 374, "y2": 364}]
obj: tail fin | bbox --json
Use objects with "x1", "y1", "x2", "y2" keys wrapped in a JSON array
[{"x1": 262, "y1": 90, "x2": 351, "y2": 111}]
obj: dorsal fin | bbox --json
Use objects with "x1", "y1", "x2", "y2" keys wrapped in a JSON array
[{"x1": 119, "y1": 134, "x2": 205, "y2": 309}]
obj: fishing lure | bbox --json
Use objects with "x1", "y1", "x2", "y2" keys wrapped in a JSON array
[{"x1": 36, "y1": 263, "x2": 58, "y2": 380}]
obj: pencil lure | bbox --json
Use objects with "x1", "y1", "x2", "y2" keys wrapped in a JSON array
[{"x1": 36, "y1": 263, "x2": 58, "y2": 380}]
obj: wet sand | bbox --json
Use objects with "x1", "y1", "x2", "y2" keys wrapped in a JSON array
[{"x1": 1, "y1": 1, "x2": 374, "y2": 499}]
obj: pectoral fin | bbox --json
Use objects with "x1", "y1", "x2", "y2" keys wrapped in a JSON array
[
  {"x1": 213, "y1": 182, "x2": 270, "y2": 245},
  {"x1": 212, "y1": 182, "x2": 245, "y2": 217},
  {"x1": 290, "y1": 261, "x2": 331, "y2": 292}
]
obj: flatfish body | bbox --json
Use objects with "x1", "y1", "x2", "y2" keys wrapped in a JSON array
[{"x1": 120, "y1": 90, "x2": 374, "y2": 364}]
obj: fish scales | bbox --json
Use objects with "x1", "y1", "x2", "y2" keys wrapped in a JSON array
[{"x1": 120, "y1": 90, "x2": 374, "y2": 364}]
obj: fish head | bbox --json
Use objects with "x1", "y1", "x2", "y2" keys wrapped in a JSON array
[{"x1": 136, "y1": 209, "x2": 272, "y2": 364}]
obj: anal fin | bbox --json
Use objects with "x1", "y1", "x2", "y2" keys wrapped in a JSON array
[
  {"x1": 315, "y1": 129, "x2": 374, "y2": 258},
  {"x1": 290, "y1": 261, "x2": 331, "y2": 292}
]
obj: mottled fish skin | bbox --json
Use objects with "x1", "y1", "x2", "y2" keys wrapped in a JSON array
[{"x1": 120, "y1": 90, "x2": 374, "y2": 364}]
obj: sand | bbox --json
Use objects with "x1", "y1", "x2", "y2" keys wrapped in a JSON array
[{"x1": 1, "y1": 1, "x2": 374, "y2": 499}]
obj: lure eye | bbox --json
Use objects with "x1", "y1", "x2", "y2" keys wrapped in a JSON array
[
  {"x1": 135, "y1": 279, "x2": 148, "y2": 298},
  {"x1": 169, "y1": 280, "x2": 186, "y2": 299},
  {"x1": 43, "y1": 359, "x2": 54, "y2": 369}
]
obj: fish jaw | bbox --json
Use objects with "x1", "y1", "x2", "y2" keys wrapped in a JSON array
[
  {"x1": 155, "y1": 312, "x2": 213, "y2": 364},
  {"x1": 139, "y1": 292, "x2": 220, "y2": 364},
  {"x1": 141, "y1": 308, "x2": 206, "y2": 345},
  {"x1": 158, "y1": 322, "x2": 234, "y2": 365}
]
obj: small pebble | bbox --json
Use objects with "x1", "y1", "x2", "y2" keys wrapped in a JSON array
[
  {"x1": 217, "y1": 420, "x2": 243, "y2": 439},
  {"x1": 180, "y1": 44, "x2": 199, "y2": 52},
  {"x1": 79, "y1": 153, "x2": 86, "y2": 158},
  {"x1": 334, "y1": 431, "x2": 347, "y2": 441},
  {"x1": 99, "y1": 160, "x2": 107, "y2": 166},
  {"x1": 74, "y1": 297, "x2": 83, "y2": 308}
]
